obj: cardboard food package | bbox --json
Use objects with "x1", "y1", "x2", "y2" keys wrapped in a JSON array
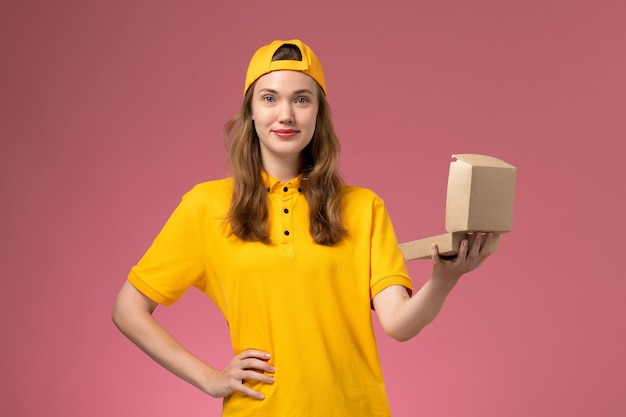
[{"x1": 399, "y1": 154, "x2": 516, "y2": 260}]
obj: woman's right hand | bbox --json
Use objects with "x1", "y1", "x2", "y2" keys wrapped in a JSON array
[{"x1": 207, "y1": 349, "x2": 275, "y2": 400}]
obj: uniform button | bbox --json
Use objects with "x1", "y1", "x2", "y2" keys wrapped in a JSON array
[
  {"x1": 284, "y1": 230, "x2": 290, "y2": 236},
  {"x1": 283, "y1": 186, "x2": 288, "y2": 192},
  {"x1": 283, "y1": 208, "x2": 289, "y2": 214}
]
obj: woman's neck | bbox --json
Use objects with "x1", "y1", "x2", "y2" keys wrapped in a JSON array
[{"x1": 262, "y1": 155, "x2": 302, "y2": 183}]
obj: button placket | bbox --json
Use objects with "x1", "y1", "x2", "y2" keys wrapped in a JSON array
[{"x1": 280, "y1": 184, "x2": 295, "y2": 245}]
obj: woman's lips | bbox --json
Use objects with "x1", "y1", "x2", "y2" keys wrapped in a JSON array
[{"x1": 272, "y1": 129, "x2": 298, "y2": 138}]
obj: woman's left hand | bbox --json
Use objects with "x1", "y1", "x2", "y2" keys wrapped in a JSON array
[{"x1": 430, "y1": 232, "x2": 494, "y2": 285}]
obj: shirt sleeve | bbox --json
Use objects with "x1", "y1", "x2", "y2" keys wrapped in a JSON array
[
  {"x1": 128, "y1": 189, "x2": 206, "y2": 306},
  {"x1": 369, "y1": 196, "x2": 413, "y2": 299}
]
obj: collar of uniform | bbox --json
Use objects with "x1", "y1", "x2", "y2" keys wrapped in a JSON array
[{"x1": 261, "y1": 170, "x2": 303, "y2": 194}]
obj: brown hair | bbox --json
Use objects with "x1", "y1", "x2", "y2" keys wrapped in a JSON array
[{"x1": 223, "y1": 44, "x2": 347, "y2": 245}]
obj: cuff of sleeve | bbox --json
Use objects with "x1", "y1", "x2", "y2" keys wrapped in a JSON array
[
  {"x1": 371, "y1": 275, "x2": 413, "y2": 300},
  {"x1": 128, "y1": 271, "x2": 176, "y2": 306}
]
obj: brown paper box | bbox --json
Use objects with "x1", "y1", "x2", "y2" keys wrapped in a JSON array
[
  {"x1": 399, "y1": 154, "x2": 516, "y2": 261},
  {"x1": 445, "y1": 154, "x2": 516, "y2": 233},
  {"x1": 399, "y1": 232, "x2": 501, "y2": 260}
]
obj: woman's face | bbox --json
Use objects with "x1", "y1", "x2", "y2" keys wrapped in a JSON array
[{"x1": 251, "y1": 70, "x2": 319, "y2": 170}]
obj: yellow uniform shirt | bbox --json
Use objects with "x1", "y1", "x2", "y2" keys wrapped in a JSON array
[{"x1": 129, "y1": 174, "x2": 412, "y2": 416}]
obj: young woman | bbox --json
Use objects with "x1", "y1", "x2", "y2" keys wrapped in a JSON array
[{"x1": 112, "y1": 39, "x2": 493, "y2": 416}]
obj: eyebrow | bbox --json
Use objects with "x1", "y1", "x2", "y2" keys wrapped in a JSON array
[{"x1": 258, "y1": 88, "x2": 314, "y2": 96}]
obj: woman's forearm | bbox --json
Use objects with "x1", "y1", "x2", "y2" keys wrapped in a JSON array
[
  {"x1": 376, "y1": 234, "x2": 493, "y2": 341},
  {"x1": 112, "y1": 282, "x2": 218, "y2": 394},
  {"x1": 390, "y1": 275, "x2": 459, "y2": 341}
]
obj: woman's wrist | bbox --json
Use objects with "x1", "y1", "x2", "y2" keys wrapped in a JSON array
[{"x1": 429, "y1": 270, "x2": 462, "y2": 292}]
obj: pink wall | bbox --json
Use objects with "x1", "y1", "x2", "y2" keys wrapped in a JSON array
[{"x1": 2, "y1": 1, "x2": 625, "y2": 416}]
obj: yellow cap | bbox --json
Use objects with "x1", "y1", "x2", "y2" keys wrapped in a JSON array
[{"x1": 243, "y1": 39, "x2": 327, "y2": 96}]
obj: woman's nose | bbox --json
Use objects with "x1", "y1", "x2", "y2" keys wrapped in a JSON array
[{"x1": 278, "y1": 102, "x2": 294, "y2": 124}]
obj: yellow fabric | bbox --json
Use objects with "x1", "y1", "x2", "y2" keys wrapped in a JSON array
[{"x1": 128, "y1": 175, "x2": 412, "y2": 416}]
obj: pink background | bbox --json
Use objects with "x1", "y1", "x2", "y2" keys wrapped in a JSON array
[{"x1": 2, "y1": 1, "x2": 625, "y2": 416}]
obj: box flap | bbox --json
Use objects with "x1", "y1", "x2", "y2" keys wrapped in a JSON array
[{"x1": 452, "y1": 154, "x2": 516, "y2": 169}]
